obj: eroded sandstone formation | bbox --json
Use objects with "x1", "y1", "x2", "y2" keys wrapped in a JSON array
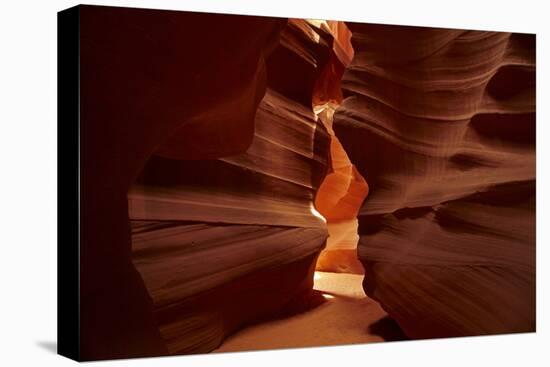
[
  {"x1": 79, "y1": 5, "x2": 286, "y2": 360},
  {"x1": 78, "y1": 5, "x2": 535, "y2": 359},
  {"x1": 127, "y1": 19, "x2": 351, "y2": 355},
  {"x1": 333, "y1": 24, "x2": 536, "y2": 337},
  {"x1": 312, "y1": 21, "x2": 369, "y2": 274}
]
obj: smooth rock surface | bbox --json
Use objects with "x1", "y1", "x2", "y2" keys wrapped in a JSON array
[
  {"x1": 334, "y1": 24, "x2": 536, "y2": 338},
  {"x1": 127, "y1": 19, "x2": 339, "y2": 355},
  {"x1": 79, "y1": 5, "x2": 286, "y2": 360}
]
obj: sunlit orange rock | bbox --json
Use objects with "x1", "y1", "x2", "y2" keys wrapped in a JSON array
[{"x1": 310, "y1": 21, "x2": 368, "y2": 274}]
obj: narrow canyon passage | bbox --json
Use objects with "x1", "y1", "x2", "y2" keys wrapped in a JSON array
[
  {"x1": 126, "y1": 17, "x2": 388, "y2": 355},
  {"x1": 215, "y1": 20, "x2": 401, "y2": 352},
  {"x1": 74, "y1": 6, "x2": 535, "y2": 360},
  {"x1": 127, "y1": 18, "x2": 397, "y2": 354},
  {"x1": 119, "y1": 10, "x2": 534, "y2": 358},
  {"x1": 215, "y1": 271, "x2": 404, "y2": 352}
]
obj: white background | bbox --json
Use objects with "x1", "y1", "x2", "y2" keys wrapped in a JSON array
[{"x1": 0, "y1": 0, "x2": 547, "y2": 365}]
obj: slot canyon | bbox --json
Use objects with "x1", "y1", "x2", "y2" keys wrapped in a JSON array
[{"x1": 77, "y1": 5, "x2": 535, "y2": 361}]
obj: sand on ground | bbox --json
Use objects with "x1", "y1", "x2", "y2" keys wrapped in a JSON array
[{"x1": 215, "y1": 271, "x2": 405, "y2": 353}]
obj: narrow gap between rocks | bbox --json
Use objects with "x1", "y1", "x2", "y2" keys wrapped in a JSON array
[{"x1": 215, "y1": 20, "x2": 405, "y2": 353}]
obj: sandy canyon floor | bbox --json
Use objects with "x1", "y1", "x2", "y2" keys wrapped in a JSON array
[{"x1": 215, "y1": 271, "x2": 406, "y2": 353}]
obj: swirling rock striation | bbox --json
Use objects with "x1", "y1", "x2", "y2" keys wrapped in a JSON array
[
  {"x1": 333, "y1": 24, "x2": 535, "y2": 338},
  {"x1": 79, "y1": 5, "x2": 287, "y2": 360},
  {"x1": 128, "y1": 19, "x2": 337, "y2": 355}
]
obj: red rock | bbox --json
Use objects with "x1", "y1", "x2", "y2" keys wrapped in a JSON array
[
  {"x1": 127, "y1": 19, "x2": 336, "y2": 356},
  {"x1": 71, "y1": 6, "x2": 535, "y2": 359},
  {"x1": 79, "y1": 5, "x2": 286, "y2": 360},
  {"x1": 334, "y1": 24, "x2": 536, "y2": 337}
]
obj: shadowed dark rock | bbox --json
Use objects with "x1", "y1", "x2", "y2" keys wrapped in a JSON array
[{"x1": 334, "y1": 23, "x2": 536, "y2": 338}]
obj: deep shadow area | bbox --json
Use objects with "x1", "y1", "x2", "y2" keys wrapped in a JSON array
[{"x1": 368, "y1": 316, "x2": 408, "y2": 341}]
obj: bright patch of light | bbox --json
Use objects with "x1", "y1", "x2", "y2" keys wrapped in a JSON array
[
  {"x1": 322, "y1": 293, "x2": 334, "y2": 300},
  {"x1": 306, "y1": 19, "x2": 330, "y2": 31},
  {"x1": 313, "y1": 103, "x2": 329, "y2": 115},
  {"x1": 310, "y1": 203, "x2": 327, "y2": 223},
  {"x1": 305, "y1": 19, "x2": 329, "y2": 44},
  {"x1": 314, "y1": 272, "x2": 322, "y2": 281}
]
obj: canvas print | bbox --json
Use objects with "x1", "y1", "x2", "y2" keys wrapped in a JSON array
[{"x1": 57, "y1": 4, "x2": 536, "y2": 361}]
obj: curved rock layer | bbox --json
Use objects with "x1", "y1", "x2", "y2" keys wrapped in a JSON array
[
  {"x1": 79, "y1": 5, "x2": 286, "y2": 360},
  {"x1": 128, "y1": 19, "x2": 340, "y2": 355},
  {"x1": 333, "y1": 24, "x2": 536, "y2": 337}
]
